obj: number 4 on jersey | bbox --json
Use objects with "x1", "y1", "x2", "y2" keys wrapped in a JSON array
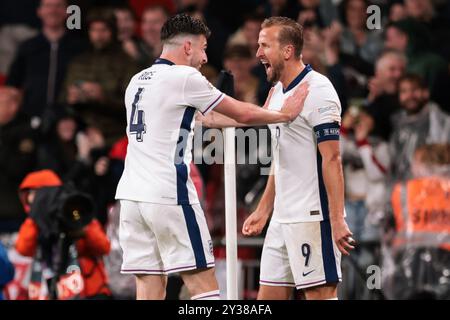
[{"x1": 130, "y1": 87, "x2": 146, "y2": 142}]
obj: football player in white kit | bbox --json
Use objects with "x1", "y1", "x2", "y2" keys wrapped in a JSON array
[
  {"x1": 241, "y1": 17, "x2": 355, "y2": 300},
  {"x1": 115, "y1": 14, "x2": 309, "y2": 300}
]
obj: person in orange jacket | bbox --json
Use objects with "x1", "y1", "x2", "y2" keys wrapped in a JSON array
[{"x1": 15, "y1": 169, "x2": 112, "y2": 299}]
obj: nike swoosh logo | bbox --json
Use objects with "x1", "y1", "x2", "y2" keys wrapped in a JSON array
[{"x1": 302, "y1": 270, "x2": 315, "y2": 277}]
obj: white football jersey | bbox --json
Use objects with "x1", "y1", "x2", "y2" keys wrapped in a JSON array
[
  {"x1": 268, "y1": 64, "x2": 343, "y2": 223},
  {"x1": 115, "y1": 58, "x2": 224, "y2": 205}
]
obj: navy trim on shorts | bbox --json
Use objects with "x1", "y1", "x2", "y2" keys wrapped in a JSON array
[
  {"x1": 316, "y1": 149, "x2": 339, "y2": 284},
  {"x1": 181, "y1": 204, "x2": 207, "y2": 269},
  {"x1": 175, "y1": 107, "x2": 196, "y2": 205}
]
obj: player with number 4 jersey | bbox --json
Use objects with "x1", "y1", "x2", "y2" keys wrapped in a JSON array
[{"x1": 115, "y1": 14, "x2": 309, "y2": 300}]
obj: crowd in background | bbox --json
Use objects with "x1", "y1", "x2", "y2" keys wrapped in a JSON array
[{"x1": 0, "y1": 0, "x2": 449, "y2": 300}]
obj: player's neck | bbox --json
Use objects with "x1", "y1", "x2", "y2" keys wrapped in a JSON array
[
  {"x1": 280, "y1": 60, "x2": 306, "y2": 91},
  {"x1": 159, "y1": 50, "x2": 189, "y2": 66}
]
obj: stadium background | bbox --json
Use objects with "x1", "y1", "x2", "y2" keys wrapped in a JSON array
[{"x1": 0, "y1": 0, "x2": 449, "y2": 300}]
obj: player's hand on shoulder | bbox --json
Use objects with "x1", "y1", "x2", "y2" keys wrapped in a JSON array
[
  {"x1": 280, "y1": 82, "x2": 309, "y2": 121},
  {"x1": 331, "y1": 219, "x2": 356, "y2": 256},
  {"x1": 242, "y1": 210, "x2": 270, "y2": 236}
]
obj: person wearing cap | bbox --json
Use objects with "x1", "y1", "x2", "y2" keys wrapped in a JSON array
[{"x1": 16, "y1": 169, "x2": 112, "y2": 299}]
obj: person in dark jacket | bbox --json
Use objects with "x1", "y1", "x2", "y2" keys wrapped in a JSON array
[
  {"x1": 6, "y1": 0, "x2": 86, "y2": 127},
  {"x1": 0, "y1": 87, "x2": 37, "y2": 233}
]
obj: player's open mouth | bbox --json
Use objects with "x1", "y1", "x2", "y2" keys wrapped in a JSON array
[{"x1": 262, "y1": 61, "x2": 271, "y2": 73}]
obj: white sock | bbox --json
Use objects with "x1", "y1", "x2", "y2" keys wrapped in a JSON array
[
  {"x1": 326, "y1": 297, "x2": 338, "y2": 300},
  {"x1": 191, "y1": 290, "x2": 221, "y2": 300}
]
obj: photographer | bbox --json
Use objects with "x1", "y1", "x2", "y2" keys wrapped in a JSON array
[{"x1": 15, "y1": 170, "x2": 111, "y2": 300}]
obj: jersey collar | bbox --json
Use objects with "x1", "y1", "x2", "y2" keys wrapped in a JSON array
[
  {"x1": 282, "y1": 64, "x2": 312, "y2": 94},
  {"x1": 154, "y1": 58, "x2": 175, "y2": 66}
]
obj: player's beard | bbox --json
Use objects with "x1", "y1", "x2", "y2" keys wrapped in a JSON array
[{"x1": 266, "y1": 58, "x2": 284, "y2": 84}]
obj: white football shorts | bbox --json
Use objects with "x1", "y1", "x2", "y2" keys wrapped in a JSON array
[
  {"x1": 119, "y1": 200, "x2": 215, "y2": 275},
  {"x1": 259, "y1": 219, "x2": 342, "y2": 290}
]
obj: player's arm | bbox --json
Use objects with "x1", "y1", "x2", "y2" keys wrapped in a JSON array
[
  {"x1": 197, "y1": 88, "x2": 276, "y2": 128},
  {"x1": 213, "y1": 83, "x2": 308, "y2": 126},
  {"x1": 242, "y1": 165, "x2": 275, "y2": 236},
  {"x1": 195, "y1": 110, "x2": 247, "y2": 128},
  {"x1": 318, "y1": 139, "x2": 355, "y2": 255}
]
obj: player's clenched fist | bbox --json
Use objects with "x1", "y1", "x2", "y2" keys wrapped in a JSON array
[
  {"x1": 242, "y1": 211, "x2": 270, "y2": 236},
  {"x1": 331, "y1": 219, "x2": 356, "y2": 256}
]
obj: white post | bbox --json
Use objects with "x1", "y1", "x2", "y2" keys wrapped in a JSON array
[{"x1": 223, "y1": 127, "x2": 238, "y2": 300}]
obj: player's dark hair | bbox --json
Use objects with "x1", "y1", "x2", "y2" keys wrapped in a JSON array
[
  {"x1": 160, "y1": 13, "x2": 211, "y2": 42},
  {"x1": 261, "y1": 16, "x2": 303, "y2": 58}
]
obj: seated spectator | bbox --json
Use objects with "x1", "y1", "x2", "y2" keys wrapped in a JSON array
[
  {"x1": 389, "y1": 74, "x2": 450, "y2": 182},
  {"x1": 62, "y1": 9, "x2": 139, "y2": 146},
  {"x1": 365, "y1": 50, "x2": 406, "y2": 140},
  {"x1": 16, "y1": 170, "x2": 112, "y2": 299},
  {"x1": 0, "y1": 87, "x2": 37, "y2": 233},
  {"x1": 6, "y1": 0, "x2": 86, "y2": 125},
  {"x1": 384, "y1": 18, "x2": 450, "y2": 112},
  {"x1": 0, "y1": 241, "x2": 15, "y2": 300}
]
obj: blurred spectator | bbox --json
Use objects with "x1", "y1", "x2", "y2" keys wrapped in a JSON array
[
  {"x1": 134, "y1": 5, "x2": 169, "y2": 68},
  {"x1": 227, "y1": 13, "x2": 264, "y2": 66},
  {"x1": 178, "y1": 0, "x2": 230, "y2": 70},
  {"x1": 389, "y1": 74, "x2": 450, "y2": 182},
  {"x1": 62, "y1": 9, "x2": 138, "y2": 146},
  {"x1": 365, "y1": 50, "x2": 406, "y2": 140},
  {"x1": 264, "y1": 0, "x2": 298, "y2": 20},
  {"x1": 0, "y1": 87, "x2": 37, "y2": 233},
  {"x1": 389, "y1": 2, "x2": 407, "y2": 22},
  {"x1": 404, "y1": 0, "x2": 450, "y2": 61},
  {"x1": 304, "y1": 22, "x2": 348, "y2": 110},
  {"x1": 341, "y1": 110, "x2": 389, "y2": 243},
  {"x1": 6, "y1": 0, "x2": 86, "y2": 126},
  {"x1": 37, "y1": 116, "x2": 116, "y2": 226},
  {"x1": 0, "y1": 241, "x2": 15, "y2": 300},
  {"x1": 339, "y1": 0, "x2": 383, "y2": 67},
  {"x1": 114, "y1": 5, "x2": 140, "y2": 63},
  {"x1": 128, "y1": 0, "x2": 176, "y2": 21},
  {"x1": 385, "y1": 143, "x2": 450, "y2": 299},
  {"x1": 223, "y1": 45, "x2": 259, "y2": 104},
  {"x1": 15, "y1": 170, "x2": 112, "y2": 299},
  {"x1": 0, "y1": 0, "x2": 39, "y2": 77},
  {"x1": 296, "y1": 0, "x2": 338, "y2": 29},
  {"x1": 384, "y1": 19, "x2": 450, "y2": 112}
]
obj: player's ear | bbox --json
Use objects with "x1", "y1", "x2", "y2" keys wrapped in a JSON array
[
  {"x1": 283, "y1": 45, "x2": 294, "y2": 60},
  {"x1": 184, "y1": 40, "x2": 193, "y2": 56}
]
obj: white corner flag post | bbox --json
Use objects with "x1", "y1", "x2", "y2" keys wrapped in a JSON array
[{"x1": 223, "y1": 127, "x2": 238, "y2": 300}]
